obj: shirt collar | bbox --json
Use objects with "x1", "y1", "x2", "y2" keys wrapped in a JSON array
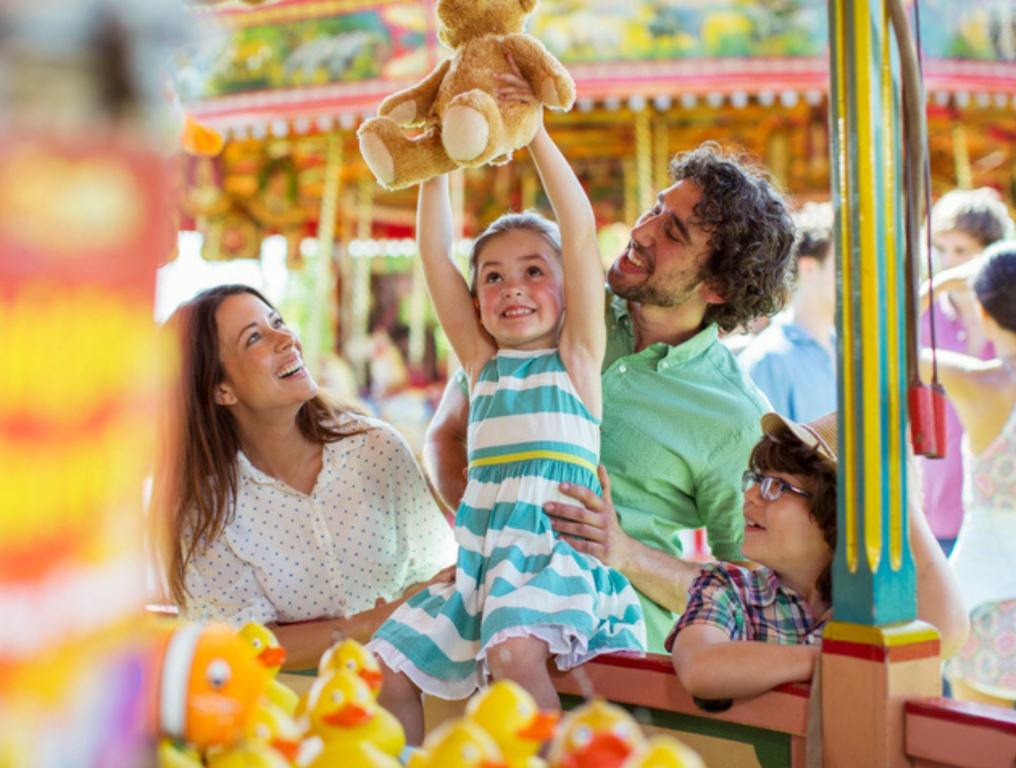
[
  {"x1": 748, "y1": 566, "x2": 828, "y2": 629},
  {"x1": 608, "y1": 291, "x2": 719, "y2": 365},
  {"x1": 772, "y1": 311, "x2": 835, "y2": 347},
  {"x1": 747, "y1": 566, "x2": 784, "y2": 607},
  {"x1": 237, "y1": 443, "x2": 332, "y2": 493}
]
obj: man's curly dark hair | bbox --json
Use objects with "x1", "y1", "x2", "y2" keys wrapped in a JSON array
[{"x1": 670, "y1": 142, "x2": 797, "y2": 332}]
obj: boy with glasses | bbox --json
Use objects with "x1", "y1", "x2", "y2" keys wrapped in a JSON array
[{"x1": 666, "y1": 412, "x2": 967, "y2": 701}]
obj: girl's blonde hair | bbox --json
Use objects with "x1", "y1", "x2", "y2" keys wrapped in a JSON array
[{"x1": 467, "y1": 211, "x2": 562, "y2": 295}]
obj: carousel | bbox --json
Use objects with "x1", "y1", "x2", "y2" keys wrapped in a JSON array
[
  {"x1": 1, "y1": 0, "x2": 1016, "y2": 766},
  {"x1": 172, "y1": 0, "x2": 1016, "y2": 405}
]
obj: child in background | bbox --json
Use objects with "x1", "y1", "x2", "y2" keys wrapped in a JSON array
[
  {"x1": 920, "y1": 188, "x2": 1014, "y2": 554},
  {"x1": 924, "y1": 241, "x2": 1016, "y2": 704},
  {"x1": 370, "y1": 57, "x2": 645, "y2": 743},
  {"x1": 668, "y1": 412, "x2": 967, "y2": 701}
]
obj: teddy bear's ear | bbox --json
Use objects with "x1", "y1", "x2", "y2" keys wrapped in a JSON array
[{"x1": 519, "y1": 0, "x2": 538, "y2": 12}]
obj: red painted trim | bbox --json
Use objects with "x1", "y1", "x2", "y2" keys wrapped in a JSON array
[
  {"x1": 179, "y1": 47, "x2": 1016, "y2": 127},
  {"x1": 822, "y1": 638, "x2": 939, "y2": 663},
  {"x1": 823, "y1": 638, "x2": 887, "y2": 662},
  {"x1": 906, "y1": 697, "x2": 1016, "y2": 736},
  {"x1": 574, "y1": 653, "x2": 811, "y2": 699},
  {"x1": 887, "y1": 640, "x2": 941, "y2": 663}
]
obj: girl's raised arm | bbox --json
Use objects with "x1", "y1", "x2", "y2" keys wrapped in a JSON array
[
  {"x1": 417, "y1": 175, "x2": 496, "y2": 374},
  {"x1": 500, "y1": 52, "x2": 604, "y2": 413},
  {"x1": 526, "y1": 125, "x2": 603, "y2": 352}
]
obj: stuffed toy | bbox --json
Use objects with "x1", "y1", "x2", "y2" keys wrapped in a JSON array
[{"x1": 357, "y1": 0, "x2": 575, "y2": 191}]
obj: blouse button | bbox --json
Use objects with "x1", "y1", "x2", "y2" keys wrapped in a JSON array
[{"x1": 618, "y1": 364, "x2": 627, "y2": 373}]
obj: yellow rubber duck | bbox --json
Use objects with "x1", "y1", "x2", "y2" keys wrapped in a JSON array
[
  {"x1": 406, "y1": 718, "x2": 507, "y2": 768},
  {"x1": 246, "y1": 700, "x2": 302, "y2": 763},
  {"x1": 157, "y1": 739, "x2": 202, "y2": 768},
  {"x1": 157, "y1": 623, "x2": 270, "y2": 750},
  {"x1": 238, "y1": 621, "x2": 300, "y2": 715},
  {"x1": 297, "y1": 740, "x2": 403, "y2": 768},
  {"x1": 206, "y1": 741, "x2": 290, "y2": 768},
  {"x1": 466, "y1": 680, "x2": 559, "y2": 768},
  {"x1": 621, "y1": 736, "x2": 705, "y2": 768},
  {"x1": 304, "y1": 669, "x2": 406, "y2": 757},
  {"x1": 318, "y1": 638, "x2": 385, "y2": 695},
  {"x1": 548, "y1": 700, "x2": 646, "y2": 768}
]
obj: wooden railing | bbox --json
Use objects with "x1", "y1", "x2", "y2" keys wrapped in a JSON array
[
  {"x1": 551, "y1": 653, "x2": 811, "y2": 768},
  {"x1": 905, "y1": 697, "x2": 1016, "y2": 768}
]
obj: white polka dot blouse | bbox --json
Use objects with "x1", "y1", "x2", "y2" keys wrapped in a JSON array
[{"x1": 183, "y1": 415, "x2": 457, "y2": 626}]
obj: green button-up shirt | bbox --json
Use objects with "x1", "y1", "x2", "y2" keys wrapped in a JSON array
[{"x1": 601, "y1": 292, "x2": 769, "y2": 650}]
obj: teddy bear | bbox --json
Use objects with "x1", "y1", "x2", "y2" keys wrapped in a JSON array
[{"x1": 357, "y1": 0, "x2": 575, "y2": 191}]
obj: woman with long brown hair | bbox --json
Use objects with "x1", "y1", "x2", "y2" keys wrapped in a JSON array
[{"x1": 153, "y1": 284, "x2": 456, "y2": 668}]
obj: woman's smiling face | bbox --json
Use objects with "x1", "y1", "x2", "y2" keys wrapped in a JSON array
[{"x1": 213, "y1": 292, "x2": 318, "y2": 413}]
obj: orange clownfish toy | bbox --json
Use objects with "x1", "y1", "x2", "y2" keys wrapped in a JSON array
[{"x1": 155, "y1": 623, "x2": 270, "y2": 750}]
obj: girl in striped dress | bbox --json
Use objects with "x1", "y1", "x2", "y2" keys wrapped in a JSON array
[{"x1": 369, "y1": 59, "x2": 645, "y2": 741}]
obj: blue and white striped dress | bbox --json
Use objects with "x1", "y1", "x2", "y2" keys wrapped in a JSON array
[{"x1": 370, "y1": 348, "x2": 646, "y2": 699}]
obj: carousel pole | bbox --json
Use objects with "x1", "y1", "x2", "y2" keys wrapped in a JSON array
[
  {"x1": 634, "y1": 108, "x2": 653, "y2": 212},
  {"x1": 304, "y1": 130, "x2": 342, "y2": 378},
  {"x1": 521, "y1": 164, "x2": 538, "y2": 210},
  {"x1": 822, "y1": 2, "x2": 940, "y2": 765},
  {"x1": 653, "y1": 115, "x2": 670, "y2": 192},
  {"x1": 951, "y1": 122, "x2": 973, "y2": 189},
  {"x1": 348, "y1": 177, "x2": 375, "y2": 385},
  {"x1": 622, "y1": 158, "x2": 638, "y2": 228},
  {"x1": 407, "y1": 252, "x2": 427, "y2": 369}
]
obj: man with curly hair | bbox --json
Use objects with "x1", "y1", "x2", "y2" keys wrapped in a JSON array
[{"x1": 425, "y1": 142, "x2": 796, "y2": 650}]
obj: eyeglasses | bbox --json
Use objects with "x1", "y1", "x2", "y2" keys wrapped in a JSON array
[{"x1": 741, "y1": 470, "x2": 812, "y2": 502}]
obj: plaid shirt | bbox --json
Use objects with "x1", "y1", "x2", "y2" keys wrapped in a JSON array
[{"x1": 664, "y1": 562, "x2": 828, "y2": 652}]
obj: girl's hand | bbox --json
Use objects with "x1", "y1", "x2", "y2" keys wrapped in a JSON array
[
  {"x1": 931, "y1": 254, "x2": 983, "y2": 295},
  {"x1": 396, "y1": 564, "x2": 456, "y2": 605},
  {"x1": 496, "y1": 53, "x2": 538, "y2": 107}
]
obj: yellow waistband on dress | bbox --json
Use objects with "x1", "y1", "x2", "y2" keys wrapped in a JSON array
[{"x1": 469, "y1": 450, "x2": 597, "y2": 475}]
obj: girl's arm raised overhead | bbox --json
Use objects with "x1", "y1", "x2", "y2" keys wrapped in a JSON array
[
  {"x1": 499, "y1": 53, "x2": 604, "y2": 412},
  {"x1": 526, "y1": 126, "x2": 604, "y2": 362},
  {"x1": 417, "y1": 175, "x2": 496, "y2": 373}
]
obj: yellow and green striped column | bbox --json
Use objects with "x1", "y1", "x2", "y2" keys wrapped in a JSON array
[
  {"x1": 828, "y1": 0, "x2": 913, "y2": 628},
  {"x1": 822, "y1": 3, "x2": 941, "y2": 763}
]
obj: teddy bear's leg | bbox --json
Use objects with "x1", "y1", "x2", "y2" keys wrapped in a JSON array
[
  {"x1": 358, "y1": 116, "x2": 402, "y2": 187},
  {"x1": 358, "y1": 116, "x2": 459, "y2": 190},
  {"x1": 441, "y1": 89, "x2": 505, "y2": 165}
]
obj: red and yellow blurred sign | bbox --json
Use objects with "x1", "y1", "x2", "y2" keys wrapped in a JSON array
[{"x1": 0, "y1": 133, "x2": 174, "y2": 764}]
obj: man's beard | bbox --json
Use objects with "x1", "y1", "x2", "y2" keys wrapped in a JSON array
[{"x1": 607, "y1": 265, "x2": 702, "y2": 309}]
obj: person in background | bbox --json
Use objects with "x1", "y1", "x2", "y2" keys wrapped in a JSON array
[
  {"x1": 739, "y1": 202, "x2": 837, "y2": 422},
  {"x1": 919, "y1": 188, "x2": 1014, "y2": 555},
  {"x1": 669, "y1": 412, "x2": 967, "y2": 701},
  {"x1": 922, "y1": 241, "x2": 1016, "y2": 703},
  {"x1": 152, "y1": 284, "x2": 457, "y2": 670}
]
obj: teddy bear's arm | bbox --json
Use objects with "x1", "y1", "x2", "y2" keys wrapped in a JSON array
[
  {"x1": 377, "y1": 58, "x2": 452, "y2": 127},
  {"x1": 501, "y1": 35, "x2": 576, "y2": 112}
]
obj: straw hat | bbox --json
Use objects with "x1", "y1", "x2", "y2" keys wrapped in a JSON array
[{"x1": 760, "y1": 411, "x2": 838, "y2": 464}]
